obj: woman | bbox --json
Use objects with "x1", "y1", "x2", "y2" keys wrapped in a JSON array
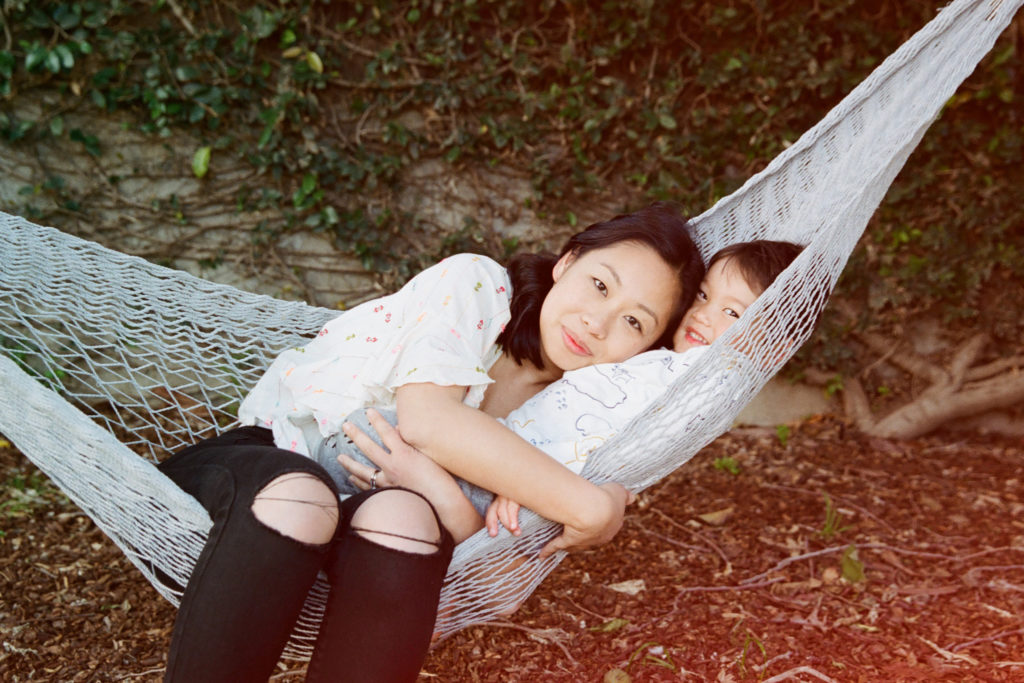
[{"x1": 158, "y1": 202, "x2": 703, "y2": 682}]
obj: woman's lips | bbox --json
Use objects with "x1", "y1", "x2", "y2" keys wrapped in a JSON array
[{"x1": 562, "y1": 327, "x2": 591, "y2": 356}]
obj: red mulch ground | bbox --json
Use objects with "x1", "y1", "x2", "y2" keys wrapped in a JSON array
[{"x1": 2, "y1": 417, "x2": 1022, "y2": 682}]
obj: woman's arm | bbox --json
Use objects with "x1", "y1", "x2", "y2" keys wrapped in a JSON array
[
  {"x1": 338, "y1": 413, "x2": 485, "y2": 543},
  {"x1": 395, "y1": 382, "x2": 632, "y2": 555}
]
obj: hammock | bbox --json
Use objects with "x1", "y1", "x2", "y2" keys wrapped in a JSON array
[{"x1": 0, "y1": 0, "x2": 1019, "y2": 657}]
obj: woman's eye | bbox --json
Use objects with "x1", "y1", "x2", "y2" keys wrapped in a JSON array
[
  {"x1": 625, "y1": 315, "x2": 642, "y2": 332},
  {"x1": 593, "y1": 278, "x2": 608, "y2": 295}
]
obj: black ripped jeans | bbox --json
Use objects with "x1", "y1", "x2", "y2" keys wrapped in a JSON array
[{"x1": 157, "y1": 426, "x2": 454, "y2": 683}]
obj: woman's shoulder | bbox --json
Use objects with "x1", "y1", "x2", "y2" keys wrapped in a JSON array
[
  {"x1": 417, "y1": 253, "x2": 511, "y2": 294},
  {"x1": 434, "y1": 252, "x2": 507, "y2": 277}
]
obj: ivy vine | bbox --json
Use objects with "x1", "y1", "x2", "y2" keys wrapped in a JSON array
[{"x1": 1, "y1": 0, "x2": 1021, "y2": 357}]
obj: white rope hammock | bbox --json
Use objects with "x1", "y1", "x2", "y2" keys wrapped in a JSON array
[{"x1": 0, "y1": 0, "x2": 1019, "y2": 657}]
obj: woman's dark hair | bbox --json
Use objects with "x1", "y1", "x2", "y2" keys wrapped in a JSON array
[{"x1": 498, "y1": 202, "x2": 704, "y2": 368}]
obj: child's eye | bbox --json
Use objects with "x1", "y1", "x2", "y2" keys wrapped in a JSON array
[
  {"x1": 724, "y1": 308, "x2": 740, "y2": 318},
  {"x1": 593, "y1": 278, "x2": 608, "y2": 295},
  {"x1": 696, "y1": 289, "x2": 708, "y2": 301},
  {"x1": 625, "y1": 315, "x2": 643, "y2": 332}
]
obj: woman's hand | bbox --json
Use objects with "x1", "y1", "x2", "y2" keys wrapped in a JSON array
[
  {"x1": 538, "y1": 483, "x2": 634, "y2": 559},
  {"x1": 340, "y1": 409, "x2": 484, "y2": 542},
  {"x1": 485, "y1": 495, "x2": 523, "y2": 537}
]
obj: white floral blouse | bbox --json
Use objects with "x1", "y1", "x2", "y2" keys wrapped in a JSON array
[{"x1": 238, "y1": 253, "x2": 512, "y2": 456}]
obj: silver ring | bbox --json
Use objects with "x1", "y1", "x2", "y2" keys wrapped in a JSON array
[{"x1": 370, "y1": 468, "x2": 382, "y2": 489}]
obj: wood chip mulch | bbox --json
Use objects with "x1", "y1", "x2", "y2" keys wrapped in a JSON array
[{"x1": 2, "y1": 416, "x2": 1022, "y2": 682}]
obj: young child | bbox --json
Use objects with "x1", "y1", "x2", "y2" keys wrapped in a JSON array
[
  {"x1": 333, "y1": 240, "x2": 804, "y2": 535},
  {"x1": 484, "y1": 239, "x2": 804, "y2": 532}
]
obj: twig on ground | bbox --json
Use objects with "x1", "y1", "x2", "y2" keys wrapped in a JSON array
[
  {"x1": 758, "y1": 650, "x2": 794, "y2": 673},
  {"x1": 482, "y1": 621, "x2": 577, "y2": 664},
  {"x1": 964, "y1": 564, "x2": 1024, "y2": 586},
  {"x1": 671, "y1": 578, "x2": 785, "y2": 612},
  {"x1": 959, "y1": 547, "x2": 1024, "y2": 562},
  {"x1": 561, "y1": 595, "x2": 614, "y2": 622},
  {"x1": 740, "y1": 543, "x2": 964, "y2": 585},
  {"x1": 919, "y1": 636, "x2": 980, "y2": 665},
  {"x1": 118, "y1": 668, "x2": 167, "y2": 679},
  {"x1": 760, "y1": 665, "x2": 839, "y2": 683},
  {"x1": 633, "y1": 522, "x2": 714, "y2": 555},
  {"x1": 759, "y1": 483, "x2": 895, "y2": 532},
  {"x1": 649, "y1": 507, "x2": 732, "y2": 570},
  {"x1": 948, "y1": 627, "x2": 1024, "y2": 653}
]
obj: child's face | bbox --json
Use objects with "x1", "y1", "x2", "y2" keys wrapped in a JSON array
[
  {"x1": 672, "y1": 258, "x2": 760, "y2": 352},
  {"x1": 539, "y1": 241, "x2": 680, "y2": 372}
]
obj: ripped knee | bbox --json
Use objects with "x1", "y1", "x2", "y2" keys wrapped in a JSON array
[
  {"x1": 350, "y1": 489, "x2": 442, "y2": 555},
  {"x1": 251, "y1": 472, "x2": 339, "y2": 545}
]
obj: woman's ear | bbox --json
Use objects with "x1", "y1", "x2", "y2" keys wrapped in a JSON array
[{"x1": 552, "y1": 250, "x2": 577, "y2": 283}]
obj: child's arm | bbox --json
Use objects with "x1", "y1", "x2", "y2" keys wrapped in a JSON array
[
  {"x1": 486, "y1": 495, "x2": 522, "y2": 537},
  {"x1": 396, "y1": 382, "x2": 632, "y2": 556}
]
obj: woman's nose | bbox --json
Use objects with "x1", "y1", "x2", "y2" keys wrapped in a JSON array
[{"x1": 582, "y1": 310, "x2": 609, "y2": 338}]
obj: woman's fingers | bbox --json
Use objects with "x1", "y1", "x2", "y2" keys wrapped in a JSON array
[
  {"x1": 341, "y1": 419, "x2": 390, "y2": 462},
  {"x1": 336, "y1": 443, "x2": 389, "y2": 490},
  {"x1": 364, "y1": 408, "x2": 406, "y2": 452},
  {"x1": 538, "y1": 483, "x2": 633, "y2": 558},
  {"x1": 538, "y1": 532, "x2": 569, "y2": 559},
  {"x1": 336, "y1": 452, "x2": 371, "y2": 484},
  {"x1": 538, "y1": 525, "x2": 590, "y2": 558}
]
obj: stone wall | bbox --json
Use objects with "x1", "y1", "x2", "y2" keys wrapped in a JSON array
[{"x1": 0, "y1": 90, "x2": 623, "y2": 310}]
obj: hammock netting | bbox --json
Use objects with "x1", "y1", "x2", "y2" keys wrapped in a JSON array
[{"x1": 0, "y1": 0, "x2": 1019, "y2": 658}]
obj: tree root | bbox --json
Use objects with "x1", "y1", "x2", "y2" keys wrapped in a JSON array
[{"x1": 833, "y1": 302, "x2": 1024, "y2": 439}]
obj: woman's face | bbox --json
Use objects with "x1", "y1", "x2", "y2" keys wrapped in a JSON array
[{"x1": 538, "y1": 241, "x2": 680, "y2": 372}]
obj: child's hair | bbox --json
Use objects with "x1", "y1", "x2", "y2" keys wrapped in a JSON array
[
  {"x1": 499, "y1": 202, "x2": 704, "y2": 368},
  {"x1": 707, "y1": 240, "x2": 825, "y2": 359},
  {"x1": 707, "y1": 240, "x2": 804, "y2": 296}
]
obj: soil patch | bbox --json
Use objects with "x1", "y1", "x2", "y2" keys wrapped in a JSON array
[{"x1": 2, "y1": 417, "x2": 1022, "y2": 681}]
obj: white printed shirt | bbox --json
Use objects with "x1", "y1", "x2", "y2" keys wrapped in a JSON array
[{"x1": 499, "y1": 346, "x2": 713, "y2": 473}]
